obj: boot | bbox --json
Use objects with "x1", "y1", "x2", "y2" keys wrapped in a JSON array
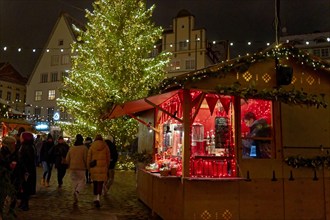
[
  {"x1": 45, "y1": 181, "x2": 50, "y2": 187},
  {"x1": 41, "y1": 178, "x2": 45, "y2": 186}
]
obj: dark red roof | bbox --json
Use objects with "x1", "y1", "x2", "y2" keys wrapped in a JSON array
[{"x1": 0, "y1": 63, "x2": 28, "y2": 85}]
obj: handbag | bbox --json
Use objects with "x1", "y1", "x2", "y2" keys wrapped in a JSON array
[{"x1": 89, "y1": 160, "x2": 97, "y2": 168}]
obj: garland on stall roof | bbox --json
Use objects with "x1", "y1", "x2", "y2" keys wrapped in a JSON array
[
  {"x1": 285, "y1": 155, "x2": 330, "y2": 169},
  {"x1": 215, "y1": 82, "x2": 327, "y2": 108},
  {"x1": 155, "y1": 44, "x2": 330, "y2": 94}
]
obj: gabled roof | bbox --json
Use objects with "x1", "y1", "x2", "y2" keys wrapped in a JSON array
[
  {"x1": 0, "y1": 62, "x2": 28, "y2": 85},
  {"x1": 27, "y1": 12, "x2": 84, "y2": 85}
]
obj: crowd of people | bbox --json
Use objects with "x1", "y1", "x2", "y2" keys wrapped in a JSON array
[{"x1": 0, "y1": 129, "x2": 118, "y2": 218}]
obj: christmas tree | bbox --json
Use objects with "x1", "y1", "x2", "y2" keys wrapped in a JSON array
[{"x1": 57, "y1": 0, "x2": 170, "y2": 146}]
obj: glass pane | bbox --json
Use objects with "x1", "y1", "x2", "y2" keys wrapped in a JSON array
[{"x1": 241, "y1": 99, "x2": 272, "y2": 159}]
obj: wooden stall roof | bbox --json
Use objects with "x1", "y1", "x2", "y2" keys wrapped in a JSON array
[
  {"x1": 102, "y1": 44, "x2": 330, "y2": 120},
  {"x1": 102, "y1": 90, "x2": 179, "y2": 120}
]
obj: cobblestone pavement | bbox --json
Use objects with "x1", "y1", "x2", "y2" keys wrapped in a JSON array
[{"x1": 13, "y1": 167, "x2": 155, "y2": 220}]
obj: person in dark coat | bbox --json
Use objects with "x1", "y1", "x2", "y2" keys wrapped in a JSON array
[
  {"x1": 0, "y1": 136, "x2": 17, "y2": 217},
  {"x1": 39, "y1": 133, "x2": 55, "y2": 187},
  {"x1": 16, "y1": 132, "x2": 36, "y2": 211},
  {"x1": 242, "y1": 112, "x2": 271, "y2": 158},
  {"x1": 103, "y1": 139, "x2": 118, "y2": 195},
  {"x1": 53, "y1": 136, "x2": 69, "y2": 188}
]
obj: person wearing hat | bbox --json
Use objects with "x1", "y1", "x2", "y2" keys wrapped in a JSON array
[
  {"x1": 66, "y1": 134, "x2": 88, "y2": 205},
  {"x1": 53, "y1": 136, "x2": 69, "y2": 188},
  {"x1": 17, "y1": 132, "x2": 37, "y2": 211}
]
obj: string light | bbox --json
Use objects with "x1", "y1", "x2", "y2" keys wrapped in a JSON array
[{"x1": 3, "y1": 38, "x2": 328, "y2": 54}]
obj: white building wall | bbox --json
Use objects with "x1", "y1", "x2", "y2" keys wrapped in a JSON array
[{"x1": 26, "y1": 15, "x2": 74, "y2": 122}]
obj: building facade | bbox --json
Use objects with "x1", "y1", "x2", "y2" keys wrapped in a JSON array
[
  {"x1": 25, "y1": 13, "x2": 82, "y2": 133},
  {"x1": 0, "y1": 62, "x2": 27, "y2": 115},
  {"x1": 280, "y1": 31, "x2": 330, "y2": 63},
  {"x1": 162, "y1": 10, "x2": 228, "y2": 77}
]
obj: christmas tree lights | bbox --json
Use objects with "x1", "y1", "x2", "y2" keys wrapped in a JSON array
[{"x1": 57, "y1": 0, "x2": 170, "y2": 146}]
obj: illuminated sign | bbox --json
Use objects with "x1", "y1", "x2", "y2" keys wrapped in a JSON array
[
  {"x1": 53, "y1": 112, "x2": 60, "y2": 121},
  {"x1": 35, "y1": 122, "x2": 49, "y2": 131}
]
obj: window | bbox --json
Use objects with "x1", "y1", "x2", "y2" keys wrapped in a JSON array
[
  {"x1": 51, "y1": 55, "x2": 60, "y2": 66},
  {"x1": 321, "y1": 48, "x2": 329, "y2": 57},
  {"x1": 48, "y1": 90, "x2": 56, "y2": 100},
  {"x1": 169, "y1": 60, "x2": 180, "y2": 71},
  {"x1": 34, "y1": 107, "x2": 41, "y2": 117},
  {"x1": 41, "y1": 73, "x2": 48, "y2": 83},
  {"x1": 241, "y1": 99, "x2": 273, "y2": 159},
  {"x1": 50, "y1": 72, "x2": 58, "y2": 82},
  {"x1": 61, "y1": 54, "x2": 70, "y2": 65},
  {"x1": 61, "y1": 71, "x2": 69, "y2": 81},
  {"x1": 313, "y1": 49, "x2": 321, "y2": 57},
  {"x1": 47, "y1": 107, "x2": 54, "y2": 121},
  {"x1": 150, "y1": 48, "x2": 159, "y2": 57},
  {"x1": 185, "y1": 59, "x2": 195, "y2": 70},
  {"x1": 15, "y1": 93, "x2": 20, "y2": 101},
  {"x1": 6, "y1": 92, "x2": 11, "y2": 101},
  {"x1": 58, "y1": 39, "x2": 64, "y2": 46},
  {"x1": 179, "y1": 41, "x2": 188, "y2": 51},
  {"x1": 35, "y1": 91, "x2": 42, "y2": 101}
]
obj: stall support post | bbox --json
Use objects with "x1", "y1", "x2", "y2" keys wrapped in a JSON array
[{"x1": 182, "y1": 89, "x2": 192, "y2": 178}]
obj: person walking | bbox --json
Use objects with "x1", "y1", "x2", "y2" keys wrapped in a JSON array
[
  {"x1": 66, "y1": 134, "x2": 88, "y2": 205},
  {"x1": 53, "y1": 136, "x2": 69, "y2": 188},
  {"x1": 84, "y1": 137, "x2": 93, "y2": 184},
  {"x1": 34, "y1": 134, "x2": 43, "y2": 167},
  {"x1": 0, "y1": 136, "x2": 17, "y2": 217},
  {"x1": 39, "y1": 133, "x2": 55, "y2": 187},
  {"x1": 103, "y1": 139, "x2": 118, "y2": 196},
  {"x1": 87, "y1": 134, "x2": 110, "y2": 208},
  {"x1": 16, "y1": 132, "x2": 37, "y2": 211}
]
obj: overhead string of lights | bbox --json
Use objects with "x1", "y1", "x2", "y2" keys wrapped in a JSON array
[
  {"x1": 1, "y1": 37, "x2": 329, "y2": 57},
  {"x1": 1, "y1": 38, "x2": 320, "y2": 52}
]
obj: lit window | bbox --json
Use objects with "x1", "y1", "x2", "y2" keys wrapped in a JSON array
[
  {"x1": 41, "y1": 73, "x2": 48, "y2": 83},
  {"x1": 35, "y1": 91, "x2": 42, "y2": 101},
  {"x1": 169, "y1": 60, "x2": 180, "y2": 71},
  {"x1": 241, "y1": 99, "x2": 273, "y2": 159},
  {"x1": 51, "y1": 55, "x2": 59, "y2": 66},
  {"x1": 48, "y1": 90, "x2": 56, "y2": 100}
]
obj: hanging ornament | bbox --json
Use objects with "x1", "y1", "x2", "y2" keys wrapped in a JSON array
[
  {"x1": 205, "y1": 94, "x2": 218, "y2": 116},
  {"x1": 219, "y1": 96, "x2": 232, "y2": 115}
]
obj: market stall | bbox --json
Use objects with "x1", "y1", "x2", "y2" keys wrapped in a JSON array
[{"x1": 103, "y1": 44, "x2": 330, "y2": 220}]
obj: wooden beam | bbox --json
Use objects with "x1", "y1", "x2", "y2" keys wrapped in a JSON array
[
  {"x1": 128, "y1": 114, "x2": 159, "y2": 133},
  {"x1": 144, "y1": 98, "x2": 183, "y2": 123}
]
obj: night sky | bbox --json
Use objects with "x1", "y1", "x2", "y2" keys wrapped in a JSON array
[{"x1": 0, "y1": 0, "x2": 329, "y2": 77}]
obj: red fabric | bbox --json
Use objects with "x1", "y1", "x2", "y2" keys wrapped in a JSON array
[{"x1": 205, "y1": 94, "x2": 218, "y2": 116}]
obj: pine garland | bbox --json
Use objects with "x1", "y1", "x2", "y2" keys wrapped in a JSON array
[{"x1": 285, "y1": 155, "x2": 330, "y2": 169}]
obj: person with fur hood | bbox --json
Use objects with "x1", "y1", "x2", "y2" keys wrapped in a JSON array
[{"x1": 87, "y1": 134, "x2": 110, "y2": 208}]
